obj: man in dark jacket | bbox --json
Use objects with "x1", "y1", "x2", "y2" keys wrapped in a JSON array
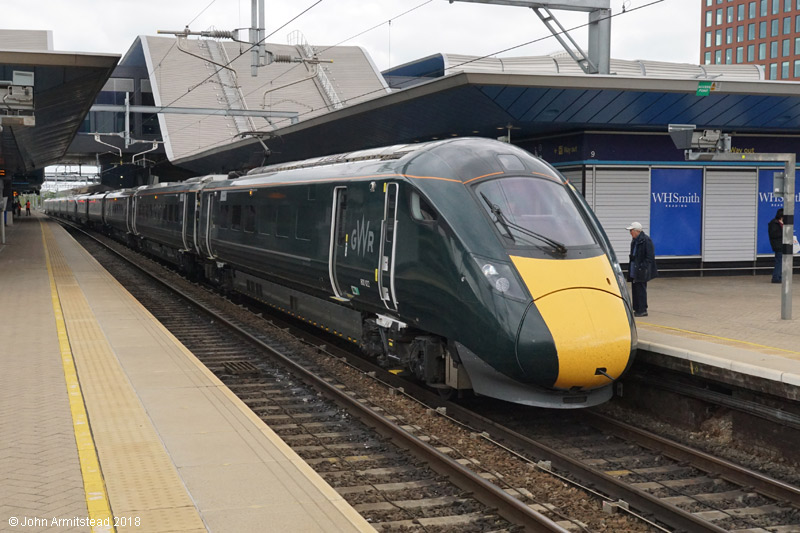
[
  {"x1": 626, "y1": 221, "x2": 657, "y2": 317},
  {"x1": 768, "y1": 208, "x2": 784, "y2": 283}
]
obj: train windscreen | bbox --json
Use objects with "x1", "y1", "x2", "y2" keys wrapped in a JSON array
[{"x1": 475, "y1": 176, "x2": 596, "y2": 250}]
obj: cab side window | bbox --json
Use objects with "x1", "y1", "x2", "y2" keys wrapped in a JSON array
[{"x1": 409, "y1": 191, "x2": 437, "y2": 222}]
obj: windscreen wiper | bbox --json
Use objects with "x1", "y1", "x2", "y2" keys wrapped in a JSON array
[
  {"x1": 480, "y1": 193, "x2": 567, "y2": 254},
  {"x1": 480, "y1": 192, "x2": 514, "y2": 242}
]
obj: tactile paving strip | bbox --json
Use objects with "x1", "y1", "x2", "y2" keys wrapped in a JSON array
[{"x1": 42, "y1": 222, "x2": 206, "y2": 533}]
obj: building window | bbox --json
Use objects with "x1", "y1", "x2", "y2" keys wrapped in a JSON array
[
  {"x1": 749, "y1": 22, "x2": 756, "y2": 38},
  {"x1": 727, "y1": 5, "x2": 734, "y2": 21},
  {"x1": 795, "y1": 36, "x2": 800, "y2": 53},
  {"x1": 784, "y1": 16, "x2": 792, "y2": 33},
  {"x1": 716, "y1": 49, "x2": 723, "y2": 63},
  {"x1": 748, "y1": 44, "x2": 756, "y2": 60},
  {"x1": 717, "y1": 29, "x2": 723, "y2": 45},
  {"x1": 759, "y1": 42, "x2": 767, "y2": 58},
  {"x1": 727, "y1": 27, "x2": 734, "y2": 43},
  {"x1": 761, "y1": 0, "x2": 768, "y2": 16},
  {"x1": 705, "y1": 51, "x2": 712, "y2": 64},
  {"x1": 726, "y1": 48, "x2": 733, "y2": 63},
  {"x1": 706, "y1": 10, "x2": 713, "y2": 26},
  {"x1": 773, "y1": 0, "x2": 780, "y2": 13},
  {"x1": 706, "y1": 31, "x2": 712, "y2": 47},
  {"x1": 770, "y1": 62, "x2": 778, "y2": 78},
  {"x1": 771, "y1": 40, "x2": 779, "y2": 57},
  {"x1": 760, "y1": 20, "x2": 768, "y2": 37},
  {"x1": 738, "y1": 3, "x2": 745, "y2": 19},
  {"x1": 749, "y1": 1, "x2": 757, "y2": 17},
  {"x1": 794, "y1": 59, "x2": 800, "y2": 76},
  {"x1": 782, "y1": 61, "x2": 790, "y2": 77},
  {"x1": 706, "y1": 0, "x2": 712, "y2": 4},
  {"x1": 786, "y1": 0, "x2": 792, "y2": 11},
  {"x1": 738, "y1": 25, "x2": 745, "y2": 41},
  {"x1": 784, "y1": 38, "x2": 791, "y2": 55},
  {"x1": 737, "y1": 46, "x2": 744, "y2": 62},
  {"x1": 717, "y1": 8, "x2": 723, "y2": 23},
  {"x1": 796, "y1": 14, "x2": 800, "y2": 31},
  {"x1": 772, "y1": 18, "x2": 780, "y2": 35}
]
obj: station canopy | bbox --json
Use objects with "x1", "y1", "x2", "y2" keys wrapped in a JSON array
[
  {"x1": 0, "y1": 30, "x2": 118, "y2": 191},
  {"x1": 166, "y1": 51, "x2": 800, "y2": 175}
]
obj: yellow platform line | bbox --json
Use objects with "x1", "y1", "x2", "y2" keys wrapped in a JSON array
[
  {"x1": 41, "y1": 222, "x2": 115, "y2": 533},
  {"x1": 640, "y1": 321, "x2": 800, "y2": 357}
]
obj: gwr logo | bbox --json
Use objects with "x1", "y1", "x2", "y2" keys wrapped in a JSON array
[{"x1": 351, "y1": 216, "x2": 374, "y2": 257}]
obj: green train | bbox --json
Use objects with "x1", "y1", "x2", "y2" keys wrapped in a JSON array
[{"x1": 47, "y1": 138, "x2": 637, "y2": 408}]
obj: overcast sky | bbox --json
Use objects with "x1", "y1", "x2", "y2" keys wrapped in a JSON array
[{"x1": 5, "y1": 0, "x2": 700, "y2": 70}]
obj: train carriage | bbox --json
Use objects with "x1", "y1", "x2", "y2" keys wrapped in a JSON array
[
  {"x1": 86, "y1": 192, "x2": 107, "y2": 227},
  {"x1": 48, "y1": 138, "x2": 636, "y2": 408}
]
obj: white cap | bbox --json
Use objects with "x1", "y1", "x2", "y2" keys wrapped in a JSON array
[{"x1": 626, "y1": 221, "x2": 643, "y2": 231}]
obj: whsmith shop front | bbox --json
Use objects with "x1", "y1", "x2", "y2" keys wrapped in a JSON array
[{"x1": 526, "y1": 132, "x2": 800, "y2": 275}]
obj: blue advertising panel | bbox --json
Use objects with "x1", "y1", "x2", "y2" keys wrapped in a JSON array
[
  {"x1": 650, "y1": 168, "x2": 703, "y2": 256},
  {"x1": 757, "y1": 169, "x2": 799, "y2": 255}
]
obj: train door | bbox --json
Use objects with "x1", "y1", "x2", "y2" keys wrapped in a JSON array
[
  {"x1": 199, "y1": 191, "x2": 216, "y2": 259},
  {"x1": 130, "y1": 195, "x2": 138, "y2": 235},
  {"x1": 378, "y1": 183, "x2": 399, "y2": 310},
  {"x1": 328, "y1": 187, "x2": 348, "y2": 300},
  {"x1": 329, "y1": 184, "x2": 384, "y2": 304},
  {"x1": 180, "y1": 192, "x2": 196, "y2": 251}
]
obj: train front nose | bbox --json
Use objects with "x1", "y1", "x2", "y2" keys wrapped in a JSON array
[
  {"x1": 511, "y1": 255, "x2": 634, "y2": 390},
  {"x1": 517, "y1": 287, "x2": 632, "y2": 389}
]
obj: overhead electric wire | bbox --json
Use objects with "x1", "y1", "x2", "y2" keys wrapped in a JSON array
[{"x1": 154, "y1": 0, "x2": 665, "y2": 159}]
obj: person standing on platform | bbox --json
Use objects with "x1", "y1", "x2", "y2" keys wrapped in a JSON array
[
  {"x1": 768, "y1": 208, "x2": 784, "y2": 284},
  {"x1": 25, "y1": 200, "x2": 30, "y2": 216},
  {"x1": 15, "y1": 200, "x2": 21, "y2": 216},
  {"x1": 626, "y1": 221, "x2": 657, "y2": 317}
]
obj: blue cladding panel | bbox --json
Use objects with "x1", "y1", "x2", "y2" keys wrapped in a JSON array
[
  {"x1": 650, "y1": 168, "x2": 703, "y2": 256},
  {"x1": 562, "y1": 90, "x2": 621, "y2": 123}
]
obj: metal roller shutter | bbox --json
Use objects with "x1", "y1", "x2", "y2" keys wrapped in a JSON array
[
  {"x1": 593, "y1": 168, "x2": 650, "y2": 260},
  {"x1": 703, "y1": 169, "x2": 757, "y2": 262}
]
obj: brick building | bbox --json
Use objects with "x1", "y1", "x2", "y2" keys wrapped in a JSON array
[{"x1": 701, "y1": 0, "x2": 800, "y2": 79}]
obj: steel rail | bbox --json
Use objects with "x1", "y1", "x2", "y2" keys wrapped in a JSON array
[
  {"x1": 435, "y1": 402, "x2": 730, "y2": 533},
  {"x1": 583, "y1": 411, "x2": 800, "y2": 506}
]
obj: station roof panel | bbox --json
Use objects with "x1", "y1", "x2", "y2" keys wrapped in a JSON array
[
  {"x1": 173, "y1": 67, "x2": 800, "y2": 174},
  {"x1": 0, "y1": 47, "x2": 118, "y2": 182}
]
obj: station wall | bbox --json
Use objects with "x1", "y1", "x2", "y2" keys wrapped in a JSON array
[{"x1": 560, "y1": 164, "x2": 799, "y2": 271}]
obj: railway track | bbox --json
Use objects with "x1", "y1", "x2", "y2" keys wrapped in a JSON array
[
  {"x1": 66, "y1": 222, "x2": 800, "y2": 532},
  {"x1": 68, "y1": 225, "x2": 578, "y2": 532}
]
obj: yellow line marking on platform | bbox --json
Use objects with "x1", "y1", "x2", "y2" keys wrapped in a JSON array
[
  {"x1": 640, "y1": 322, "x2": 800, "y2": 356},
  {"x1": 41, "y1": 222, "x2": 115, "y2": 533}
]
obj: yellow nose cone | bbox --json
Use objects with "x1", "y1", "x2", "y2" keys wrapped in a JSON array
[
  {"x1": 510, "y1": 254, "x2": 631, "y2": 389},
  {"x1": 535, "y1": 288, "x2": 631, "y2": 389}
]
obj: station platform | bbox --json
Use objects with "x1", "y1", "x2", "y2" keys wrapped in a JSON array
[
  {"x1": 635, "y1": 272, "x2": 800, "y2": 395},
  {"x1": 0, "y1": 212, "x2": 375, "y2": 532}
]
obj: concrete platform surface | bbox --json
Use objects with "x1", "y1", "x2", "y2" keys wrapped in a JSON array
[
  {"x1": 635, "y1": 274, "x2": 800, "y2": 386},
  {"x1": 1, "y1": 213, "x2": 375, "y2": 533}
]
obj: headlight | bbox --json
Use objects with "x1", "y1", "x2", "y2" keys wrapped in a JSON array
[{"x1": 473, "y1": 255, "x2": 529, "y2": 300}]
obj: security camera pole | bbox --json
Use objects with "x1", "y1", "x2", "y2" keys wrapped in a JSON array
[{"x1": 668, "y1": 124, "x2": 795, "y2": 319}]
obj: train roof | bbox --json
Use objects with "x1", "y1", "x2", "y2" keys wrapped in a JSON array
[{"x1": 232, "y1": 138, "x2": 561, "y2": 188}]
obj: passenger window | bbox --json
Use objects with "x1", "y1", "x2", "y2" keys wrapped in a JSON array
[
  {"x1": 258, "y1": 205, "x2": 274, "y2": 235},
  {"x1": 218, "y1": 204, "x2": 229, "y2": 229},
  {"x1": 296, "y1": 204, "x2": 312, "y2": 241},
  {"x1": 231, "y1": 205, "x2": 242, "y2": 231},
  {"x1": 276, "y1": 205, "x2": 291, "y2": 237},
  {"x1": 410, "y1": 191, "x2": 437, "y2": 222},
  {"x1": 244, "y1": 205, "x2": 256, "y2": 233}
]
